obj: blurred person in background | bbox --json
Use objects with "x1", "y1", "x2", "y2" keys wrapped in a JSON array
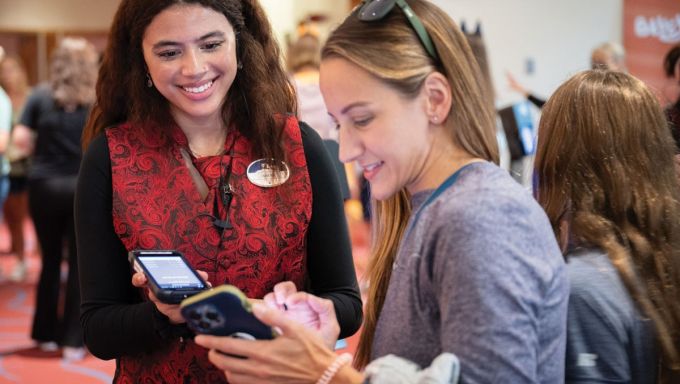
[
  {"x1": 0, "y1": 47, "x2": 12, "y2": 281},
  {"x1": 507, "y1": 41, "x2": 627, "y2": 109},
  {"x1": 14, "y1": 37, "x2": 98, "y2": 361},
  {"x1": 663, "y1": 44, "x2": 680, "y2": 156},
  {"x1": 535, "y1": 70, "x2": 680, "y2": 383},
  {"x1": 287, "y1": 32, "x2": 354, "y2": 205},
  {"x1": 462, "y1": 23, "x2": 511, "y2": 172},
  {"x1": 287, "y1": 32, "x2": 337, "y2": 142},
  {"x1": 0, "y1": 52, "x2": 32, "y2": 282},
  {"x1": 590, "y1": 42, "x2": 626, "y2": 72}
]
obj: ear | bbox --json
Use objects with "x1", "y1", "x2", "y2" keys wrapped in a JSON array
[{"x1": 422, "y1": 72, "x2": 452, "y2": 125}]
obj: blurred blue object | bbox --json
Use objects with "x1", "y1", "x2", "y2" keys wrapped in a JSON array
[
  {"x1": 334, "y1": 338, "x2": 348, "y2": 350},
  {"x1": 499, "y1": 100, "x2": 536, "y2": 160}
]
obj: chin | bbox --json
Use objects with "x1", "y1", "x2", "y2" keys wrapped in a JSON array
[{"x1": 368, "y1": 185, "x2": 399, "y2": 202}]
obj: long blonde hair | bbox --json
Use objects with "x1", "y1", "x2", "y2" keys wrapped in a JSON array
[
  {"x1": 535, "y1": 70, "x2": 680, "y2": 380},
  {"x1": 49, "y1": 37, "x2": 98, "y2": 110},
  {"x1": 322, "y1": 0, "x2": 498, "y2": 368}
]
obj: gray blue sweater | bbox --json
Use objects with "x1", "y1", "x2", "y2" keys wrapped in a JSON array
[{"x1": 371, "y1": 161, "x2": 568, "y2": 383}]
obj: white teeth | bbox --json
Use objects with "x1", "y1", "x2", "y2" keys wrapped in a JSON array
[
  {"x1": 364, "y1": 162, "x2": 381, "y2": 171},
  {"x1": 183, "y1": 81, "x2": 213, "y2": 93}
]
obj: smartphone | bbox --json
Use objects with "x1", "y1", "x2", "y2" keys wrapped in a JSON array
[
  {"x1": 128, "y1": 250, "x2": 209, "y2": 304},
  {"x1": 180, "y1": 285, "x2": 276, "y2": 340}
]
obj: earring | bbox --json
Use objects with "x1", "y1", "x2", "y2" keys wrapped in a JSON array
[
  {"x1": 431, "y1": 115, "x2": 439, "y2": 123},
  {"x1": 237, "y1": 62, "x2": 243, "y2": 70},
  {"x1": 146, "y1": 73, "x2": 153, "y2": 88}
]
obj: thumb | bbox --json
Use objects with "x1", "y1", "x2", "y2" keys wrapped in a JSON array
[
  {"x1": 305, "y1": 295, "x2": 340, "y2": 348},
  {"x1": 252, "y1": 303, "x2": 300, "y2": 336},
  {"x1": 306, "y1": 295, "x2": 336, "y2": 325}
]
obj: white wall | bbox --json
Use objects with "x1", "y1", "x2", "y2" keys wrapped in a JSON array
[
  {"x1": 0, "y1": 0, "x2": 622, "y2": 106},
  {"x1": 259, "y1": 0, "x2": 296, "y2": 49},
  {"x1": 431, "y1": 0, "x2": 623, "y2": 107}
]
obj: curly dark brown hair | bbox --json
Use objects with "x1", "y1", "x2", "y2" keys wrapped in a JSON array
[{"x1": 82, "y1": 0, "x2": 296, "y2": 161}]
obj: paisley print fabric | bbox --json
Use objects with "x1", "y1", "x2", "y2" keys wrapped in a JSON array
[{"x1": 105, "y1": 117, "x2": 311, "y2": 383}]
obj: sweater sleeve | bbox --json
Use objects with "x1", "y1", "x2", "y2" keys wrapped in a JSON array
[
  {"x1": 527, "y1": 94, "x2": 546, "y2": 109},
  {"x1": 430, "y1": 189, "x2": 565, "y2": 383},
  {"x1": 299, "y1": 122, "x2": 363, "y2": 339},
  {"x1": 75, "y1": 133, "x2": 188, "y2": 360}
]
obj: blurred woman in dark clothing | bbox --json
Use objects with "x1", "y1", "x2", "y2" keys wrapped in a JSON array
[{"x1": 15, "y1": 37, "x2": 98, "y2": 361}]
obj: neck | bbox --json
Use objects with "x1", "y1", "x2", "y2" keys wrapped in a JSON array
[
  {"x1": 173, "y1": 112, "x2": 228, "y2": 158},
  {"x1": 408, "y1": 132, "x2": 483, "y2": 194},
  {"x1": 183, "y1": 124, "x2": 228, "y2": 158}
]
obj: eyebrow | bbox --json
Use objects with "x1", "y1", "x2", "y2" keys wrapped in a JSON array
[
  {"x1": 340, "y1": 101, "x2": 371, "y2": 115},
  {"x1": 152, "y1": 31, "x2": 226, "y2": 49}
]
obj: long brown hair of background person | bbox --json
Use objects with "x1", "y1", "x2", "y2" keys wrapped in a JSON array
[{"x1": 535, "y1": 70, "x2": 680, "y2": 380}]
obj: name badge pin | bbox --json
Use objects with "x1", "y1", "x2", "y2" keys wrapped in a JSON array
[{"x1": 246, "y1": 158, "x2": 290, "y2": 188}]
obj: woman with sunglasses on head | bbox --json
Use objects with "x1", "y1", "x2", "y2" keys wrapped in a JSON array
[
  {"x1": 75, "y1": 0, "x2": 362, "y2": 382},
  {"x1": 535, "y1": 70, "x2": 680, "y2": 383},
  {"x1": 195, "y1": 1, "x2": 569, "y2": 383}
]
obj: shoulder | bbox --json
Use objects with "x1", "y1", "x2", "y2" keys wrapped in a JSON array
[
  {"x1": 83, "y1": 133, "x2": 111, "y2": 164},
  {"x1": 295, "y1": 119, "x2": 327, "y2": 164},
  {"x1": 433, "y1": 162, "x2": 550, "y2": 234},
  {"x1": 298, "y1": 120, "x2": 323, "y2": 149},
  {"x1": 28, "y1": 84, "x2": 52, "y2": 101},
  {"x1": 566, "y1": 248, "x2": 635, "y2": 323},
  {"x1": 424, "y1": 162, "x2": 563, "y2": 280},
  {"x1": 23, "y1": 84, "x2": 52, "y2": 108}
]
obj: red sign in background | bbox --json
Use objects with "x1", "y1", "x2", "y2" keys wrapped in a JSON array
[{"x1": 624, "y1": 0, "x2": 680, "y2": 103}]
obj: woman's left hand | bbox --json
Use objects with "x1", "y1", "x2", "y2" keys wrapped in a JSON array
[
  {"x1": 132, "y1": 270, "x2": 211, "y2": 324},
  {"x1": 195, "y1": 303, "x2": 339, "y2": 384}
]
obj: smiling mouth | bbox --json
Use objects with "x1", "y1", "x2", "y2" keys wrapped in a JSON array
[
  {"x1": 363, "y1": 162, "x2": 383, "y2": 171},
  {"x1": 182, "y1": 80, "x2": 214, "y2": 94}
]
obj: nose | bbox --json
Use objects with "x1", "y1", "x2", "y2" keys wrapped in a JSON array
[
  {"x1": 181, "y1": 48, "x2": 207, "y2": 77},
  {"x1": 337, "y1": 125, "x2": 362, "y2": 164}
]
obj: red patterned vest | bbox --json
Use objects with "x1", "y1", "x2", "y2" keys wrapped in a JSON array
[{"x1": 106, "y1": 117, "x2": 312, "y2": 383}]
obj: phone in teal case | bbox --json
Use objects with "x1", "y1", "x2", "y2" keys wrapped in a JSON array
[{"x1": 180, "y1": 285, "x2": 276, "y2": 340}]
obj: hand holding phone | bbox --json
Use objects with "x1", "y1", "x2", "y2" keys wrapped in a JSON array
[
  {"x1": 180, "y1": 285, "x2": 277, "y2": 340},
  {"x1": 129, "y1": 250, "x2": 209, "y2": 305}
]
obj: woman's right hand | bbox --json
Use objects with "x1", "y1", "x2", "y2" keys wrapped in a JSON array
[
  {"x1": 195, "y1": 304, "x2": 364, "y2": 384},
  {"x1": 131, "y1": 270, "x2": 211, "y2": 324},
  {"x1": 263, "y1": 281, "x2": 340, "y2": 349}
]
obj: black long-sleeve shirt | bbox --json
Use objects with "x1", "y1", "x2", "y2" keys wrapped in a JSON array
[{"x1": 75, "y1": 123, "x2": 362, "y2": 359}]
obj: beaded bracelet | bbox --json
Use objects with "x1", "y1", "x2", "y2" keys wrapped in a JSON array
[{"x1": 316, "y1": 352, "x2": 353, "y2": 384}]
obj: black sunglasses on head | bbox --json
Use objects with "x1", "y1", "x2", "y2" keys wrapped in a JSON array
[{"x1": 357, "y1": 0, "x2": 438, "y2": 60}]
